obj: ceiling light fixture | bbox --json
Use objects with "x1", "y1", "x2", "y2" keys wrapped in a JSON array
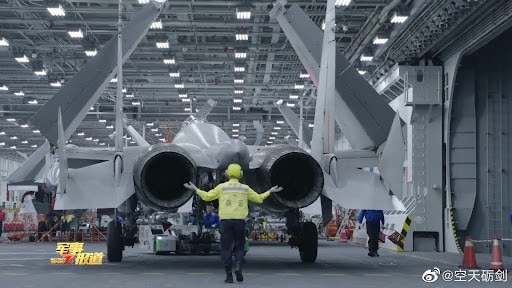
[
  {"x1": 232, "y1": 107, "x2": 241, "y2": 111},
  {"x1": 175, "y1": 83, "x2": 184, "y2": 88},
  {"x1": 235, "y1": 51, "x2": 247, "y2": 58},
  {"x1": 106, "y1": 125, "x2": 114, "y2": 129},
  {"x1": 98, "y1": 119, "x2": 106, "y2": 123},
  {"x1": 181, "y1": 98, "x2": 190, "y2": 102},
  {"x1": 150, "y1": 19, "x2": 163, "y2": 29},
  {"x1": 308, "y1": 123, "x2": 314, "y2": 128},
  {"x1": 68, "y1": 28, "x2": 84, "y2": 38},
  {"x1": 294, "y1": 83, "x2": 304, "y2": 89},
  {"x1": 235, "y1": 32, "x2": 249, "y2": 41},
  {"x1": 234, "y1": 66, "x2": 245, "y2": 72},
  {"x1": 169, "y1": 71, "x2": 180, "y2": 77},
  {"x1": 20, "y1": 124, "x2": 29, "y2": 128},
  {"x1": 6, "y1": 118, "x2": 15, "y2": 122},
  {"x1": 151, "y1": 128, "x2": 158, "y2": 132},
  {"x1": 360, "y1": 54, "x2": 373, "y2": 61},
  {"x1": 15, "y1": 55, "x2": 29, "y2": 63},
  {"x1": 232, "y1": 129, "x2": 239, "y2": 133},
  {"x1": 10, "y1": 146, "x2": 16, "y2": 149},
  {"x1": 111, "y1": 77, "x2": 117, "y2": 83},
  {"x1": 47, "y1": 4, "x2": 65, "y2": 17},
  {"x1": 50, "y1": 81, "x2": 61, "y2": 87},
  {"x1": 125, "y1": 93, "x2": 134, "y2": 98},
  {"x1": 373, "y1": 36, "x2": 388, "y2": 44},
  {"x1": 236, "y1": 7, "x2": 251, "y2": 19},
  {"x1": 357, "y1": 69, "x2": 367, "y2": 75},
  {"x1": 276, "y1": 120, "x2": 284, "y2": 124},
  {"x1": 31, "y1": 144, "x2": 37, "y2": 148},
  {"x1": 146, "y1": 122, "x2": 154, "y2": 127},
  {"x1": 0, "y1": 85, "x2": 8, "y2": 91},
  {"x1": 163, "y1": 57, "x2": 175, "y2": 64},
  {"x1": 0, "y1": 37, "x2": 9, "y2": 46},
  {"x1": 33, "y1": 129, "x2": 40, "y2": 133},
  {"x1": 178, "y1": 93, "x2": 187, "y2": 98},
  {"x1": 234, "y1": 78, "x2": 244, "y2": 84},
  {"x1": 286, "y1": 103, "x2": 295, "y2": 107},
  {"x1": 28, "y1": 100, "x2": 38, "y2": 104},
  {"x1": 271, "y1": 132, "x2": 278, "y2": 135},
  {"x1": 14, "y1": 91, "x2": 24, "y2": 96},
  {"x1": 85, "y1": 49, "x2": 97, "y2": 56},
  {"x1": 232, "y1": 123, "x2": 240, "y2": 127},
  {"x1": 269, "y1": 136, "x2": 275, "y2": 140},
  {"x1": 391, "y1": 12, "x2": 408, "y2": 23},
  {"x1": 232, "y1": 134, "x2": 239, "y2": 137},
  {"x1": 233, "y1": 98, "x2": 242, "y2": 103},
  {"x1": 34, "y1": 69, "x2": 46, "y2": 76},
  {"x1": 156, "y1": 41, "x2": 169, "y2": 49},
  {"x1": 21, "y1": 140, "x2": 28, "y2": 144},
  {"x1": 289, "y1": 94, "x2": 299, "y2": 99},
  {"x1": 138, "y1": 0, "x2": 150, "y2": 4},
  {"x1": 85, "y1": 137, "x2": 92, "y2": 140},
  {"x1": 299, "y1": 72, "x2": 309, "y2": 78},
  {"x1": 184, "y1": 107, "x2": 191, "y2": 112},
  {"x1": 132, "y1": 101, "x2": 141, "y2": 106},
  {"x1": 335, "y1": 0, "x2": 352, "y2": 6},
  {"x1": 10, "y1": 136, "x2": 17, "y2": 140},
  {"x1": 234, "y1": 89, "x2": 243, "y2": 94}
]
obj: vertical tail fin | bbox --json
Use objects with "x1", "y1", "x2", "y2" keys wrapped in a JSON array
[{"x1": 57, "y1": 107, "x2": 68, "y2": 194}]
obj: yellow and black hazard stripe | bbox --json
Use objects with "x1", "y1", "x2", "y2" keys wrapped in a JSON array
[
  {"x1": 396, "y1": 215, "x2": 412, "y2": 251},
  {"x1": 449, "y1": 206, "x2": 463, "y2": 253}
]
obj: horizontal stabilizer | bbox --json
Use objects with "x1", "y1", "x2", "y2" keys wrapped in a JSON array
[
  {"x1": 7, "y1": 141, "x2": 49, "y2": 182},
  {"x1": 322, "y1": 167, "x2": 405, "y2": 211}
]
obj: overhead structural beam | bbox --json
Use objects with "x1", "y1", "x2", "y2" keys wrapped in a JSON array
[
  {"x1": 194, "y1": 99, "x2": 217, "y2": 119},
  {"x1": 270, "y1": 3, "x2": 394, "y2": 149},
  {"x1": 29, "y1": 1, "x2": 166, "y2": 145},
  {"x1": 276, "y1": 101, "x2": 312, "y2": 149}
]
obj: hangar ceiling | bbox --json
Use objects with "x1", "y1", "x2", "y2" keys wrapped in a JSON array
[{"x1": 0, "y1": 0, "x2": 493, "y2": 160}]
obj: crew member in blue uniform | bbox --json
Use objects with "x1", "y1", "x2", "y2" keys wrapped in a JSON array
[
  {"x1": 358, "y1": 209, "x2": 385, "y2": 257},
  {"x1": 203, "y1": 202, "x2": 220, "y2": 229}
]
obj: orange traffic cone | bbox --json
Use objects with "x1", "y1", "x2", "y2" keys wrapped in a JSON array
[
  {"x1": 489, "y1": 235, "x2": 504, "y2": 270},
  {"x1": 339, "y1": 229, "x2": 347, "y2": 243},
  {"x1": 461, "y1": 236, "x2": 477, "y2": 268}
]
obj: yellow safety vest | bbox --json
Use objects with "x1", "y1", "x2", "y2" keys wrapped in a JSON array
[{"x1": 196, "y1": 179, "x2": 271, "y2": 220}]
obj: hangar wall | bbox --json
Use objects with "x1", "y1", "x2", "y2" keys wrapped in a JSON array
[
  {"x1": 0, "y1": 157, "x2": 21, "y2": 203},
  {"x1": 450, "y1": 28, "x2": 512, "y2": 256}
]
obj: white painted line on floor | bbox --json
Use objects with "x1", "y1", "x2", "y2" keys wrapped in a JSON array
[
  {"x1": 99, "y1": 272, "x2": 121, "y2": 274},
  {"x1": 5, "y1": 272, "x2": 27, "y2": 275},
  {"x1": 276, "y1": 273, "x2": 302, "y2": 275},
  {"x1": 9, "y1": 264, "x2": 24, "y2": 267},
  {"x1": 363, "y1": 274, "x2": 390, "y2": 276},
  {"x1": 187, "y1": 272, "x2": 213, "y2": 275},
  {"x1": 321, "y1": 273, "x2": 345, "y2": 276},
  {"x1": 142, "y1": 272, "x2": 164, "y2": 275},
  {"x1": 52, "y1": 272, "x2": 75, "y2": 275}
]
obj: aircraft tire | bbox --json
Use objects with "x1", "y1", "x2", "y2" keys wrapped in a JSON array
[
  {"x1": 299, "y1": 222, "x2": 318, "y2": 263},
  {"x1": 107, "y1": 221, "x2": 123, "y2": 262}
]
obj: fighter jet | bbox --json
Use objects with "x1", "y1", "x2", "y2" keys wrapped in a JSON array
[{"x1": 7, "y1": 0, "x2": 404, "y2": 264}]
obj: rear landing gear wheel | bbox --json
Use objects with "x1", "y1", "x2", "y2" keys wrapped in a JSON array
[
  {"x1": 299, "y1": 222, "x2": 318, "y2": 263},
  {"x1": 107, "y1": 221, "x2": 123, "y2": 262}
]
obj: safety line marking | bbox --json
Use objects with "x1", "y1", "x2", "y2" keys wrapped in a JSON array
[
  {"x1": 321, "y1": 273, "x2": 345, "y2": 276},
  {"x1": 4, "y1": 272, "x2": 27, "y2": 275},
  {"x1": 99, "y1": 272, "x2": 121, "y2": 274},
  {"x1": 142, "y1": 272, "x2": 164, "y2": 274},
  {"x1": 387, "y1": 251, "x2": 459, "y2": 267},
  {"x1": 52, "y1": 272, "x2": 75, "y2": 274},
  {"x1": 276, "y1": 273, "x2": 302, "y2": 275},
  {"x1": 187, "y1": 272, "x2": 213, "y2": 275}
]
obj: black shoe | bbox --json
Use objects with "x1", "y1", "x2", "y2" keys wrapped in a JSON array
[
  {"x1": 368, "y1": 252, "x2": 375, "y2": 257},
  {"x1": 235, "y1": 270, "x2": 243, "y2": 282},
  {"x1": 225, "y1": 267, "x2": 233, "y2": 283}
]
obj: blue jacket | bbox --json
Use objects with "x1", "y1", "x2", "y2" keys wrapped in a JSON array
[
  {"x1": 510, "y1": 212, "x2": 512, "y2": 225},
  {"x1": 358, "y1": 210, "x2": 385, "y2": 225},
  {"x1": 203, "y1": 212, "x2": 220, "y2": 228}
]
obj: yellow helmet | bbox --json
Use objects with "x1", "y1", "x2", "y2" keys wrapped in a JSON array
[{"x1": 225, "y1": 163, "x2": 243, "y2": 179}]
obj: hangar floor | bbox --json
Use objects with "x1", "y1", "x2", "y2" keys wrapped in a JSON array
[{"x1": 0, "y1": 239, "x2": 510, "y2": 288}]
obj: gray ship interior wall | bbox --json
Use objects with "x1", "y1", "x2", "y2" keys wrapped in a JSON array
[{"x1": 451, "y1": 27, "x2": 512, "y2": 257}]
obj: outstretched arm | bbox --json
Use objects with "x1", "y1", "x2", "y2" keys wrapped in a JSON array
[
  {"x1": 247, "y1": 188, "x2": 270, "y2": 204},
  {"x1": 184, "y1": 182, "x2": 221, "y2": 202}
]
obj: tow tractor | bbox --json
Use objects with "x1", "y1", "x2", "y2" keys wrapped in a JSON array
[{"x1": 137, "y1": 212, "x2": 221, "y2": 255}]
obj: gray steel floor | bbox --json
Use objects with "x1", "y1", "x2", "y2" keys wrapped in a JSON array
[{"x1": 0, "y1": 239, "x2": 510, "y2": 288}]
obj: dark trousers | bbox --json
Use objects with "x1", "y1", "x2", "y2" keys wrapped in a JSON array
[
  {"x1": 366, "y1": 221, "x2": 380, "y2": 254},
  {"x1": 220, "y1": 219, "x2": 245, "y2": 271},
  {"x1": 0, "y1": 221, "x2": 2, "y2": 237}
]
